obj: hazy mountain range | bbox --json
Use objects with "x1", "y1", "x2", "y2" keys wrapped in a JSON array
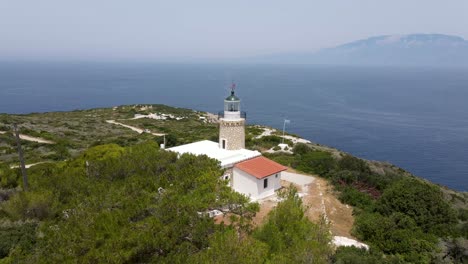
[{"x1": 251, "y1": 34, "x2": 468, "y2": 66}]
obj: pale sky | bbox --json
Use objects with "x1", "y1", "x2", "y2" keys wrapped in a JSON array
[{"x1": 1, "y1": 0, "x2": 467, "y2": 61}]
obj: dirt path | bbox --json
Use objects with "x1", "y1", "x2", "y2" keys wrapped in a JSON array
[
  {"x1": 18, "y1": 134, "x2": 54, "y2": 144},
  {"x1": 303, "y1": 177, "x2": 355, "y2": 238},
  {"x1": 10, "y1": 162, "x2": 47, "y2": 169},
  {"x1": 0, "y1": 130, "x2": 54, "y2": 144},
  {"x1": 106, "y1": 120, "x2": 165, "y2": 136}
]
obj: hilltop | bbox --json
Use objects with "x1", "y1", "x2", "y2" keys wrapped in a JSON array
[{"x1": 0, "y1": 105, "x2": 467, "y2": 263}]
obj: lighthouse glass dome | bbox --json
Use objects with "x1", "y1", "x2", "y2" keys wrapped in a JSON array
[
  {"x1": 222, "y1": 90, "x2": 243, "y2": 120},
  {"x1": 224, "y1": 91, "x2": 240, "y2": 112}
]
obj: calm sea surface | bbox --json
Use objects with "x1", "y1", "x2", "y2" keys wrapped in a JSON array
[{"x1": 0, "y1": 62, "x2": 467, "y2": 191}]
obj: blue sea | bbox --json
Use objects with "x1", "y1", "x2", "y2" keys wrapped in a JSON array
[{"x1": 0, "y1": 62, "x2": 467, "y2": 191}]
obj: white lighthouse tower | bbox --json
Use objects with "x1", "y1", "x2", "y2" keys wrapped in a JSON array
[{"x1": 219, "y1": 83, "x2": 246, "y2": 150}]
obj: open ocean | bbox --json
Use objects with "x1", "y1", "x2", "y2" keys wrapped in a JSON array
[{"x1": 0, "y1": 62, "x2": 467, "y2": 191}]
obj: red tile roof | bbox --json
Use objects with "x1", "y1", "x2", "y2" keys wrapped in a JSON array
[{"x1": 234, "y1": 156, "x2": 288, "y2": 179}]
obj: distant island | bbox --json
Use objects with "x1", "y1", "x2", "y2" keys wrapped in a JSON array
[{"x1": 250, "y1": 34, "x2": 468, "y2": 67}]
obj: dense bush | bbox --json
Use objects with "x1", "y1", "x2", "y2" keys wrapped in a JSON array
[
  {"x1": 0, "y1": 143, "x2": 332, "y2": 262},
  {"x1": 292, "y1": 143, "x2": 311, "y2": 155},
  {"x1": 191, "y1": 228, "x2": 269, "y2": 264},
  {"x1": 266, "y1": 144, "x2": 465, "y2": 262},
  {"x1": 337, "y1": 186, "x2": 374, "y2": 209},
  {"x1": 376, "y1": 177, "x2": 458, "y2": 235},
  {"x1": 353, "y1": 212, "x2": 437, "y2": 263},
  {"x1": 1, "y1": 191, "x2": 56, "y2": 221},
  {"x1": 350, "y1": 177, "x2": 460, "y2": 262},
  {"x1": 338, "y1": 155, "x2": 370, "y2": 174},
  {"x1": 264, "y1": 153, "x2": 297, "y2": 168},
  {"x1": 155, "y1": 134, "x2": 178, "y2": 148},
  {"x1": 0, "y1": 221, "x2": 37, "y2": 259},
  {"x1": 295, "y1": 150, "x2": 336, "y2": 175},
  {"x1": 0, "y1": 164, "x2": 18, "y2": 189}
]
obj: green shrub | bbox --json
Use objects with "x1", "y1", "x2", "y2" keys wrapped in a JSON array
[
  {"x1": 338, "y1": 155, "x2": 370, "y2": 174},
  {"x1": 338, "y1": 186, "x2": 374, "y2": 209},
  {"x1": 0, "y1": 164, "x2": 19, "y2": 188},
  {"x1": 246, "y1": 126, "x2": 265, "y2": 137},
  {"x1": 458, "y1": 208, "x2": 468, "y2": 221},
  {"x1": 328, "y1": 170, "x2": 360, "y2": 185},
  {"x1": 292, "y1": 143, "x2": 311, "y2": 155},
  {"x1": 81, "y1": 144, "x2": 124, "y2": 162},
  {"x1": 0, "y1": 221, "x2": 37, "y2": 258},
  {"x1": 353, "y1": 212, "x2": 437, "y2": 263},
  {"x1": 191, "y1": 229, "x2": 268, "y2": 263},
  {"x1": 50, "y1": 142, "x2": 71, "y2": 160},
  {"x1": 295, "y1": 150, "x2": 336, "y2": 175},
  {"x1": 155, "y1": 134, "x2": 178, "y2": 148},
  {"x1": 376, "y1": 178, "x2": 457, "y2": 235},
  {"x1": 264, "y1": 153, "x2": 296, "y2": 167},
  {"x1": 1, "y1": 192, "x2": 56, "y2": 221}
]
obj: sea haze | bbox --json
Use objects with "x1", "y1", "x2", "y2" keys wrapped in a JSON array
[{"x1": 0, "y1": 62, "x2": 467, "y2": 191}]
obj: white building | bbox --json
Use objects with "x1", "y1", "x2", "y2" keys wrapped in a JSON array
[
  {"x1": 233, "y1": 156, "x2": 287, "y2": 200},
  {"x1": 167, "y1": 85, "x2": 286, "y2": 200}
]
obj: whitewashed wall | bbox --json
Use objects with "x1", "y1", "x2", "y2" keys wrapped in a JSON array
[{"x1": 232, "y1": 168, "x2": 282, "y2": 200}]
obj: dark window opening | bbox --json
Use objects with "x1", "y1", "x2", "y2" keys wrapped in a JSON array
[
  {"x1": 222, "y1": 139, "x2": 226, "y2": 149},
  {"x1": 264, "y1": 178, "x2": 268, "y2": 188}
]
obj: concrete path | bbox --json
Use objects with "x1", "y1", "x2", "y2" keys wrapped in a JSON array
[{"x1": 281, "y1": 171, "x2": 315, "y2": 186}]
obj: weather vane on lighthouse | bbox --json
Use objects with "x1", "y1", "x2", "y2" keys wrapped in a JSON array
[{"x1": 230, "y1": 82, "x2": 236, "y2": 93}]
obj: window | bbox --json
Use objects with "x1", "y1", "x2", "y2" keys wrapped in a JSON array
[
  {"x1": 221, "y1": 139, "x2": 226, "y2": 149},
  {"x1": 275, "y1": 174, "x2": 278, "y2": 178},
  {"x1": 264, "y1": 178, "x2": 268, "y2": 188}
]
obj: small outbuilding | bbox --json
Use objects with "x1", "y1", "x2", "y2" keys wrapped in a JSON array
[{"x1": 233, "y1": 156, "x2": 287, "y2": 200}]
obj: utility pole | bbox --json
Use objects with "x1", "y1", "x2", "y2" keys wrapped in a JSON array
[{"x1": 13, "y1": 124, "x2": 28, "y2": 191}]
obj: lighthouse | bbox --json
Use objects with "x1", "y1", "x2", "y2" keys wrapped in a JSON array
[
  {"x1": 218, "y1": 83, "x2": 246, "y2": 150},
  {"x1": 168, "y1": 82, "x2": 286, "y2": 201}
]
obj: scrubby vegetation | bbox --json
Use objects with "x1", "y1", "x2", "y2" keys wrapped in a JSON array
[
  {"x1": 267, "y1": 143, "x2": 467, "y2": 263},
  {"x1": 0, "y1": 105, "x2": 218, "y2": 165},
  {"x1": 0, "y1": 142, "x2": 332, "y2": 263},
  {"x1": 246, "y1": 134, "x2": 293, "y2": 151},
  {"x1": 1, "y1": 105, "x2": 467, "y2": 263}
]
